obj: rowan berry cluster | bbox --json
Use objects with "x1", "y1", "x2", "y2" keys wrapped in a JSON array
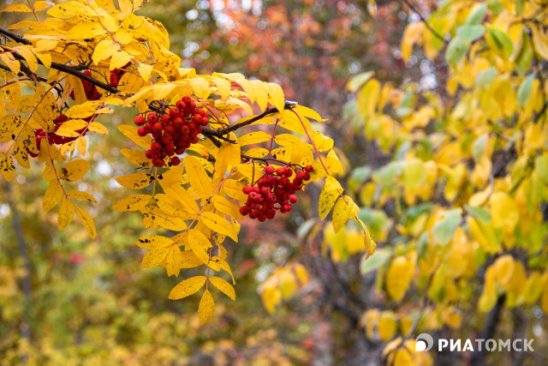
[
  {"x1": 134, "y1": 96, "x2": 209, "y2": 167},
  {"x1": 239, "y1": 165, "x2": 313, "y2": 221}
]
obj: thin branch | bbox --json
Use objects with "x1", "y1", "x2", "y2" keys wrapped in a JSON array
[
  {"x1": 400, "y1": 0, "x2": 447, "y2": 44},
  {"x1": 208, "y1": 101, "x2": 297, "y2": 137},
  {"x1": 1, "y1": 27, "x2": 120, "y2": 94}
]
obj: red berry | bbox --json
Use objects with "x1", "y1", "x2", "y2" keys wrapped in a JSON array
[
  {"x1": 265, "y1": 166, "x2": 275, "y2": 175},
  {"x1": 137, "y1": 127, "x2": 147, "y2": 136},
  {"x1": 170, "y1": 156, "x2": 180, "y2": 166},
  {"x1": 134, "y1": 115, "x2": 145, "y2": 126},
  {"x1": 147, "y1": 113, "x2": 158, "y2": 123},
  {"x1": 239, "y1": 206, "x2": 249, "y2": 216}
]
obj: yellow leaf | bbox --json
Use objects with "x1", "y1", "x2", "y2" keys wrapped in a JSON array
[
  {"x1": 65, "y1": 101, "x2": 103, "y2": 118},
  {"x1": 75, "y1": 206, "x2": 96, "y2": 238},
  {"x1": 67, "y1": 190, "x2": 96, "y2": 203},
  {"x1": 113, "y1": 194, "x2": 150, "y2": 212},
  {"x1": 136, "y1": 235, "x2": 173, "y2": 249},
  {"x1": 62, "y1": 160, "x2": 89, "y2": 181},
  {"x1": 142, "y1": 208, "x2": 187, "y2": 231},
  {"x1": 120, "y1": 148, "x2": 150, "y2": 168},
  {"x1": 43, "y1": 181, "x2": 62, "y2": 212},
  {"x1": 267, "y1": 82, "x2": 285, "y2": 112},
  {"x1": 58, "y1": 197, "x2": 74, "y2": 229},
  {"x1": 378, "y1": 311, "x2": 398, "y2": 341},
  {"x1": 238, "y1": 131, "x2": 273, "y2": 146},
  {"x1": 184, "y1": 156, "x2": 214, "y2": 198},
  {"x1": 115, "y1": 172, "x2": 152, "y2": 189},
  {"x1": 138, "y1": 63, "x2": 153, "y2": 81},
  {"x1": 198, "y1": 289, "x2": 215, "y2": 324},
  {"x1": 319, "y1": 176, "x2": 343, "y2": 220},
  {"x1": 201, "y1": 211, "x2": 238, "y2": 242},
  {"x1": 332, "y1": 195, "x2": 359, "y2": 232},
  {"x1": 110, "y1": 50, "x2": 132, "y2": 70},
  {"x1": 489, "y1": 192, "x2": 519, "y2": 231},
  {"x1": 55, "y1": 119, "x2": 88, "y2": 137},
  {"x1": 69, "y1": 22, "x2": 107, "y2": 39},
  {"x1": 88, "y1": 122, "x2": 108, "y2": 134},
  {"x1": 386, "y1": 256, "x2": 414, "y2": 302},
  {"x1": 187, "y1": 229, "x2": 212, "y2": 265},
  {"x1": 92, "y1": 39, "x2": 118, "y2": 64},
  {"x1": 0, "y1": 4, "x2": 32, "y2": 12},
  {"x1": 0, "y1": 53, "x2": 21, "y2": 74},
  {"x1": 209, "y1": 276, "x2": 236, "y2": 300},
  {"x1": 118, "y1": 125, "x2": 152, "y2": 149},
  {"x1": 401, "y1": 22, "x2": 424, "y2": 62},
  {"x1": 189, "y1": 78, "x2": 210, "y2": 100},
  {"x1": 168, "y1": 276, "x2": 207, "y2": 300}
]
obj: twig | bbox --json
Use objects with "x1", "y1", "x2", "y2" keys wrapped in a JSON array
[{"x1": 400, "y1": 0, "x2": 447, "y2": 44}]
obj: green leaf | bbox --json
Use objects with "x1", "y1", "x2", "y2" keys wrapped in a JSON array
[
  {"x1": 360, "y1": 248, "x2": 391, "y2": 274},
  {"x1": 487, "y1": 27, "x2": 513, "y2": 58},
  {"x1": 347, "y1": 71, "x2": 375, "y2": 92},
  {"x1": 457, "y1": 25, "x2": 485, "y2": 43},
  {"x1": 432, "y1": 209, "x2": 462, "y2": 245},
  {"x1": 517, "y1": 73, "x2": 535, "y2": 107},
  {"x1": 446, "y1": 37, "x2": 470, "y2": 66},
  {"x1": 476, "y1": 67, "x2": 497, "y2": 88},
  {"x1": 465, "y1": 205, "x2": 492, "y2": 222},
  {"x1": 465, "y1": 4, "x2": 487, "y2": 25}
]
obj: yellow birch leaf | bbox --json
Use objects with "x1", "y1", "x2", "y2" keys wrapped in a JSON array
[
  {"x1": 198, "y1": 289, "x2": 215, "y2": 324},
  {"x1": 75, "y1": 206, "x2": 96, "y2": 238},
  {"x1": 386, "y1": 256, "x2": 414, "y2": 302},
  {"x1": 184, "y1": 156, "x2": 214, "y2": 198},
  {"x1": 113, "y1": 194, "x2": 150, "y2": 212},
  {"x1": 168, "y1": 276, "x2": 207, "y2": 300},
  {"x1": 209, "y1": 276, "x2": 236, "y2": 300},
  {"x1": 115, "y1": 172, "x2": 152, "y2": 189},
  {"x1": 378, "y1": 311, "x2": 398, "y2": 341}
]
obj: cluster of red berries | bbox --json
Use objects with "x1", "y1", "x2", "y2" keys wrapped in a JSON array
[
  {"x1": 134, "y1": 96, "x2": 209, "y2": 167},
  {"x1": 29, "y1": 114, "x2": 89, "y2": 157},
  {"x1": 239, "y1": 165, "x2": 313, "y2": 221}
]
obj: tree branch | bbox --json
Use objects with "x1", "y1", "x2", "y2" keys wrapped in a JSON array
[
  {"x1": 471, "y1": 294, "x2": 506, "y2": 366},
  {"x1": 1, "y1": 27, "x2": 120, "y2": 94},
  {"x1": 400, "y1": 0, "x2": 447, "y2": 44}
]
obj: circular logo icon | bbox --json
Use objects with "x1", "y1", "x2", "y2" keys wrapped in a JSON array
[{"x1": 415, "y1": 333, "x2": 434, "y2": 352}]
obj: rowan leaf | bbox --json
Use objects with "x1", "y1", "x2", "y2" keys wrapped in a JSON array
[
  {"x1": 198, "y1": 289, "x2": 215, "y2": 324},
  {"x1": 209, "y1": 276, "x2": 236, "y2": 300},
  {"x1": 168, "y1": 276, "x2": 207, "y2": 300}
]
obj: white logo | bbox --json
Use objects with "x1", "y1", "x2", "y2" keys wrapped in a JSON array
[
  {"x1": 415, "y1": 333, "x2": 534, "y2": 352},
  {"x1": 415, "y1": 333, "x2": 434, "y2": 352}
]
